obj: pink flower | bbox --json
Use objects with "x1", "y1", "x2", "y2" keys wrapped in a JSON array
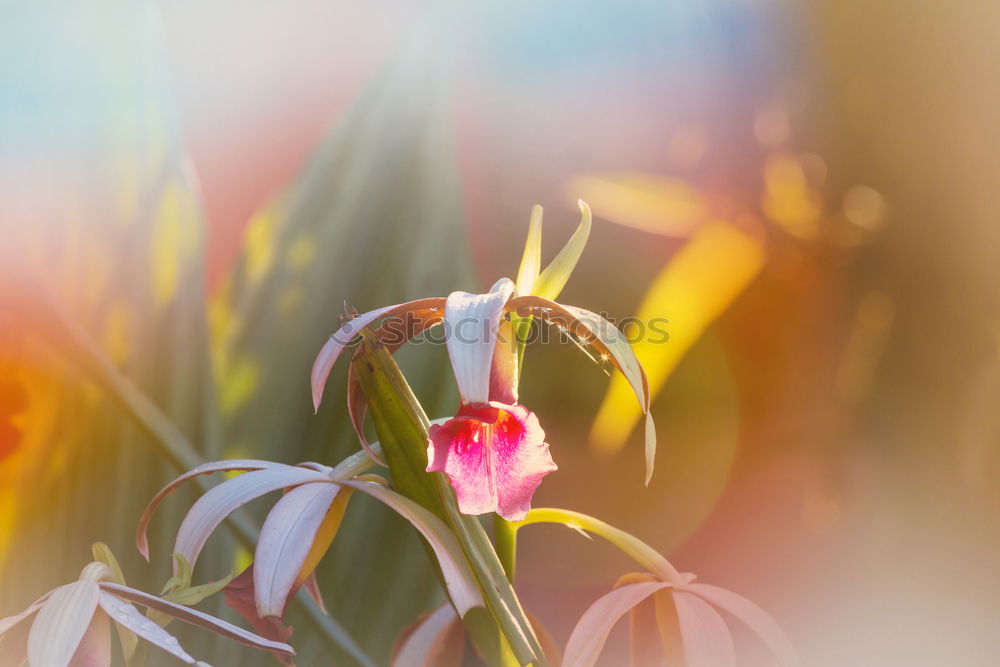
[
  {"x1": 311, "y1": 203, "x2": 656, "y2": 521},
  {"x1": 426, "y1": 400, "x2": 554, "y2": 522}
]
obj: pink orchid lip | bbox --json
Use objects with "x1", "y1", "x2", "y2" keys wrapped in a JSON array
[{"x1": 427, "y1": 401, "x2": 556, "y2": 522}]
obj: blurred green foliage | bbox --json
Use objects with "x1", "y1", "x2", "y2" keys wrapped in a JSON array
[{"x1": 0, "y1": 10, "x2": 473, "y2": 665}]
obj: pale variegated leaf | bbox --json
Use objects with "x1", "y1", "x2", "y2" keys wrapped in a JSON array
[{"x1": 99, "y1": 592, "x2": 198, "y2": 664}]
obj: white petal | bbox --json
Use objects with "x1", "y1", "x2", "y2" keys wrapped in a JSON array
[
  {"x1": 254, "y1": 482, "x2": 340, "y2": 618},
  {"x1": 173, "y1": 466, "x2": 329, "y2": 574},
  {"x1": 137, "y1": 459, "x2": 287, "y2": 560},
  {"x1": 0, "y1": 591, "x2": 50, "y2": 636},
  {"x1": 392, "y1": 602, "x2": 459, "y2": 667},
  {"x1": 444, "y1": 279, "x2": 515, "y2": 404},
  {"x1": 674, "y1": 591, "x2": 735, "y2": 667},
  {"x1": 563, "y1": 581, "x2": 672, "y2": 667},
  {"x1": 27, "y1": 581, "x2": 100, "y2": 667},
  {"x1": 686, "y1": 583, "x2": 800, "y2": 667},
  {"x1": 99, "y1": 592, "x2": 197, "y2": 664},
  {"x1": 69, "y1": 608, "x2": 112, "y2": 666},
  {"x1": 99, "y1": 583, "x2": 295, "y2": 656}
]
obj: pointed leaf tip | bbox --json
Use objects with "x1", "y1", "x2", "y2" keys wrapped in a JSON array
[
  {"x1": 311, "y1": 298, "x2": 445, "y2": 410},
  {"x1": 643, "y1": 412, "x2": 656, "y2": 485},
  {"x1": 532, "y1": 200, "x2": 592, "y2": 300}
]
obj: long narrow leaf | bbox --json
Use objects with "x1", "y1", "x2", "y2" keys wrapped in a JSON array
[{"x1": 340, "y1": 480, "x2": 483, "y2": 616}]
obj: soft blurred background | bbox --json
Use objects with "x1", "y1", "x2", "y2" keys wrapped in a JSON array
[{"x1": 2, "y1": 1, "x2": 999, "y2": 665}]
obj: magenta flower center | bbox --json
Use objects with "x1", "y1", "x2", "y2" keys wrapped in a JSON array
[{"x1": 427, "y1": 402, "x2": 557, "y2": 521}]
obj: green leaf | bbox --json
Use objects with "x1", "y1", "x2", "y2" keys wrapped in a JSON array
[
  {"x1": 532, "y1": 200, "x2": 593, "y2": 300},
  {"x1": 515, "y1": 205, "x2": 544, "y2": 295},
  {"x1": 351, "y1": 335, "x2": 443, "y2": 516}
]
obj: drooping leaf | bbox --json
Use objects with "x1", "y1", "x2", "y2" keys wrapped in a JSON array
[
  {"x1": 171, "y1": 468, "x2": 328, "y2": 575},
  {"x1": 532, "y1": 200, "x2": 593, "y2": 300},
  {"x1": 589, "y1": 221, "x2": 764, "y2": 454}
]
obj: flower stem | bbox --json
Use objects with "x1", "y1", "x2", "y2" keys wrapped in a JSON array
[
  {"x1": 494, "y1": 514, "x2": 518, "y2": 581},
  {"x1": 513, "y1": 508, "x2": 682, "y2": 585},
  {"x1": 355, "y1": 337, "x2": 548, "y2": 666}
]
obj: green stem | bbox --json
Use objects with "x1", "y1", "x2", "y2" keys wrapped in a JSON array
[
  {"x1": 511, "y1": 314, "x2": 534, "y2": 381},
  {"x1": 27, "y1": 281, "x2": 376, "y2": 667},
  {"x1": 513, "y1": 508, "x2": 682, "y2": 585},
  {"x1": 432, "y1": 477, "x2": 546, "y2": 666},
  {"x1": 494, "y1": 514, "x2": 518, "y2": 582},
  {"x1": 355, "y1": 338, "x2": 547, "y2": 666}
]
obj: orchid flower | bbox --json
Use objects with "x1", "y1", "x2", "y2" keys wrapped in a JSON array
[
  {"x1": 0, "y1": 543, "x2": 291, "y2": 667},
  {"x1": 513, "y1": 509, "x2": 800, "y2": 667},
  {"x1": 311, "y1": 201, "x2": 656, "y2": 521},
  {"x1": 137, "y1": 453, "x2": 484, "y2": 639}
]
